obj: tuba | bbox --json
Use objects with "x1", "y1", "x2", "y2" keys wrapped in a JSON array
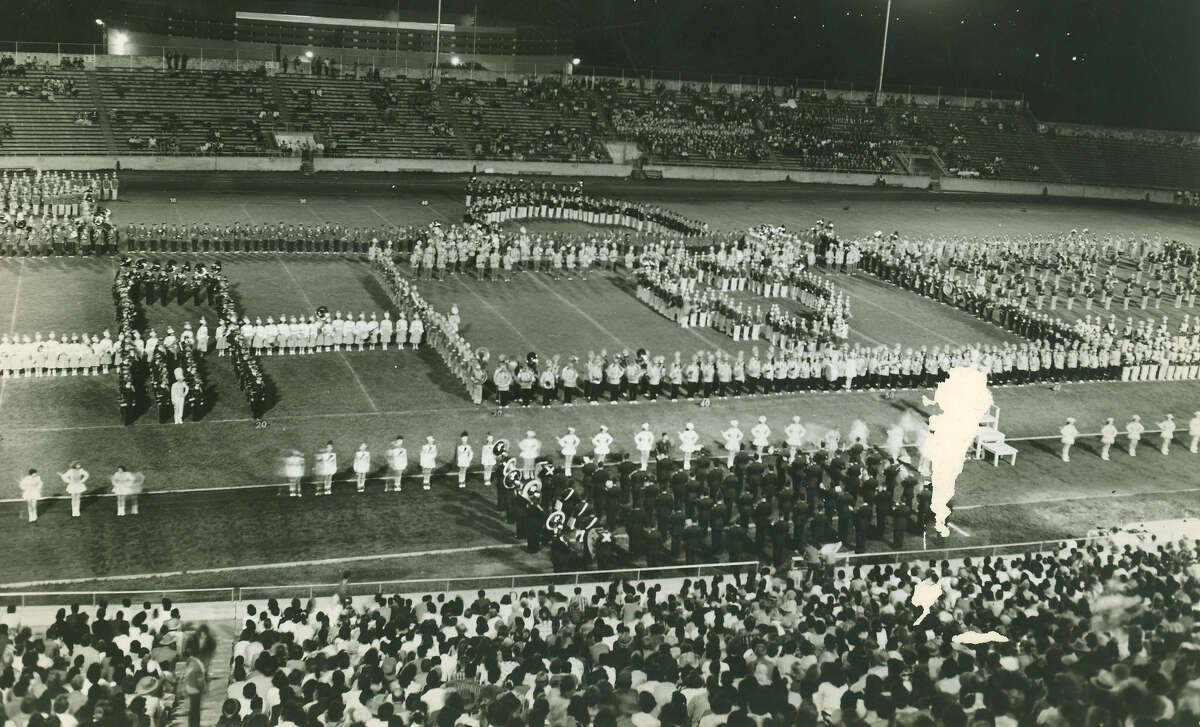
[
  {"x1": 544, "y1": 508, "x2": 567, "y2": 535},
  {"x1": 520, "y1": 477, "x2": 543, "y2": 505}
]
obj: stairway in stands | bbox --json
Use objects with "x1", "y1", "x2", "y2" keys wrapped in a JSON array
[{"x1": 85, "y1": 70, "x2": 118, "y2": 153}]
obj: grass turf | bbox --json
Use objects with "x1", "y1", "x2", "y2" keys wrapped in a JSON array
[{"x1": 1, "y1": 171, "x2": 1198, "y2": 590}]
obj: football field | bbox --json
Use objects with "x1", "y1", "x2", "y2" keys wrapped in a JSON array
[{"x1": 1, "y1": 171, "x2": 1198, "y2": 595}]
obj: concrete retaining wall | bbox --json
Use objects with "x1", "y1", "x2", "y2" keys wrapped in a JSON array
[{"x1": 0, "y1": 155, "x2": 1177, "y2": 204}]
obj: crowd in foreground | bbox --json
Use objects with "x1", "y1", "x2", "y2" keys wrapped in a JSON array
[{"x1": 3, "y1": 524, "x2": 1198, "y2": 727}]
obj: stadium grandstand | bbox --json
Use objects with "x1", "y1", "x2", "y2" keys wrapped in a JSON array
[{"x1": 1, "y1": 0, "x2": 1199, "y2": 726}]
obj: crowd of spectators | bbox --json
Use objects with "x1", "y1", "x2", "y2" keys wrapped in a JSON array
[{"x1": 172, "y1": 527, "x2": 1197, "y2": 727}]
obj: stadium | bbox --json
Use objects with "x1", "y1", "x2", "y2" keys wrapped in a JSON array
[{"x1": 1, "y1": 1, "x2": 1199, "y2": 725}]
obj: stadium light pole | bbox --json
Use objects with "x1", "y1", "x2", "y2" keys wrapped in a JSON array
[
  {"x1": 875, "y1": 0, "x2": 893, "y2": 104},
  {"x1": 433, "y1": 0, "x2": 443, "y2": 78}
]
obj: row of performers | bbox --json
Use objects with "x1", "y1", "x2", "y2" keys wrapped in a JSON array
[
  {"x1": 1, "y1": 213, "x2": 116, "y2": 256},
  {"x1": 120, "y1": 259, "x2": 222, "y2": 307}
]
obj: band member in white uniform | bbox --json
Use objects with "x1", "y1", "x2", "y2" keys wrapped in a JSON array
[
  {"x1": 353, "y1": 443, "x2": 371, "y2": 493},
  {"x1": 1158, "y1": 414, "x2": 1176, "y2": 455},
  {"x1": 315, "y1": 442, "x2": 337, "y2": 495},
  {"x1": 518, "y1": 430, "x2": 541, "y2": 478},
  {"x1": 456, "y1": 432, "x2": 474, "y2": 488},
  {"x1": 420, "y1": 436, "x2": 438, "y2": 489},
  {"x1": 678, "y1": 423, "x2": 700, "y2": 471},
  {"x1": 59, "y1": 461, "x2": 89, "y2": 518},
  {"x1": 19, "y1": 468, "x2": 43, "y2": 523},
  {"x1": 785, "y1": 416, "x2": 807, "y2": 462},
  {"x1": 385, "y1": 437, "x2": 407, "y2": 492},
  {"x1": 111, "y1": 465, "x2": 143, "y2": 516},
  {"x1": 557, "y1": 428, "x2": 581, "y2": 477},
  {"x1": 1189, "y1": 411, "x2": 1200, "y2": 454},
  {"x1": 170, "y1": 367, "x2": 189, "y2": 424},
  {"x1": 592, "y1": 425, "x2": 613, "y2": 465},
  {"x1": 1059, "y1": 417, "x2": 1079, "y2": 462},
  {"x1": 1099, "y1": 418, "x2": 1118, "y2": 461},
  {"x1": 634, "y1": 423, "x2": 654, "y2": 471},
  {"x1": 722, "y1": 420, "x2": 744, "y2": 468},
  {"x1": 1125, "y1": 415, "x2": 1145, "y2": 457},
  {"x1": 284, "y1": 449, "x2": 306, "y2": 497},
  {"x1": 750, "y1": 416, "x2": 771, "y2": 457},
  {"x1": 480, "y1": 434, "x2": 497, "y2": 485}
]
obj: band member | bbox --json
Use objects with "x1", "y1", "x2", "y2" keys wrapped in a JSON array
[
  {"x1": 634, "y1": 423, "x2": 654, "y2": 472},
  {"x1": 315, "y1": 442, "x2": 337, "y2": 495},
  {"x1": 456, "y1": 432, "x2": 474, "y2": 488},
  {"x1": 474, "y1": 434, "x2": 495, "y2": 487},
  {"x1": 353, "y1": 443, "x2": 371, "y2": 493},
  {"x1": 518, "y1": 430, "x2": 541, "y2": 478},
  {"x1": 1190, "y1": 411, "x2": 1200, "y2": 454},
  {"x1": 1059, "y1": 417, "x2": 1079, "y2": 463},
  {"x1": 679, "y1": 422, "x2": 700, "y2": 471},
  {"x1": 59, "y1": 461, "x2": 89, "y2": 518},
  {"x1": 420, "y1": 436, "x2": 438, "y2": 489},
  {"x1": 1126, "y1": 415, "x2": 1145, "y2": 457},
  {"x1": 1099, "y1": 417, "x2": 1118, "y2": 461},
  {"x1": 111, "y1": 465, "x2": 143, "y2": 516},
  {"x1": 19, "y1": 468, "x2": 43, "y2": 523},
  {"x1": 722, "y1": 420, "x2": 744, "y2": 468},
  {"x1": 750, "y1": 416, "x2": 771, "y2": 457},
  {"x1": 1158, "y1": 414, "x2": 1176, "y2": 455},
  {"x1": 284, "y1": 449, "x2": 305, "y2": 497},
  {"x1": 558, "y1": 428, "x2": 581, "y2": 477},
  {"x1": 592, "y1": 425, "x2": 613, "y2": 465},
  {"x1": 785, "y1": 416, "x2": 807, "y2": 461},
  {"x1": 385, "y1": 437, "x2": 407, "y2": 492}
]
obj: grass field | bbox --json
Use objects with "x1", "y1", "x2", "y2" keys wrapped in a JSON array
[{"x1": 1, "y1": 171, "x2": 1198, "y2": 592}]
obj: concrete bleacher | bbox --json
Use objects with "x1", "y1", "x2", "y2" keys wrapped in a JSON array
[
  {"x1": 442, "y1": 77, "x2": 610, "y2": 162},
  {"x1": 275, "y1": 74, "x2": 468, "y2": 159},
  {"x1": 0, "y1": 69, "x2": 109, "y2": 155},
  {"x1": 96, "y1": 68, "x2": 278, "y2": 154}
]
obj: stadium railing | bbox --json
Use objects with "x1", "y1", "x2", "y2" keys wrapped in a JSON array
[{"x1": 794, "y1": 534, "x2": 1109, "y2": 570}]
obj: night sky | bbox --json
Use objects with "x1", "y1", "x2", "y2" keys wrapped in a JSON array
[{"x1": 10, "y1": 0, "x2": 1200, "y2": 131}]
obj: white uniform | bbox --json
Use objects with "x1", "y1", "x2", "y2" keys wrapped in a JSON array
[
  {"x1": 60, "y1": 466, "x2": 89, "y2": 517},
  {"x1": 456, "y1": 441, "x2": 474, "y2": 486},
  {"x1": 316, "y1": 449, "x2": 337, "y2": 495},
  {"x1": 678, "y1": 427, "x2": 700, "y2": 470},
  {"x1": 170, "y1": 379, "x2": 188, "y2": 424},
  {"x1": 592, "y1": 429, "x2": 614, "y2": 463},
  {"x1": 385, "y1": 443, "x2": 407, "y2": 492},
  {"x1": 353, "y1": 448, "x2": 371, "y2": 492},
  {"x1": 419, "y1": 441, "x2": 437, "y2": 488},
  {"x1": 19, "y1": 472, "x2": 43, "y2": 522},
  {"x1": 1099, "y1": 422, "x2": 1118, "y2": 461},
  {"x1": 634, "y1": 428, "x2": 654, "y2": 471},
  {"x1": 1189, "y1": 414, "x2": 1200, "y2": 454},
  {"x1": 750, "y1": 421, "x2": 771, "y2": 454},
  {"x1": 785, "y1": 421, "x2": 808, "y2": 459},
  {"x1": 284, "y1": 453, "x2": 305, "y2": 496},
  {"x1": 518, "y1": 436, "x2": 541, "y2": 478},
  {"x1": 480, "y1": 437, "x2": 497, "y2": 485},
  {"x1": 558, "y1": 431, "x2": 581, "y2": 476},
  {"x1": 722, "y1": 425, "x2": 744, "y2": 467},
  {"x1": 1126, "y1": 419, "x2": 1145, "y2": 456},
  {"x1": 1059, "y1": 422, "x2": 1079, "y2": 462},
  {"x1": 1158, "y1": 417, "x2": 1176, "y2": 455}
]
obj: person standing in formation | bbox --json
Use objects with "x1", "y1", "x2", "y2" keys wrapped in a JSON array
[
  {"x1": 1126, "y1": 415, "x2": 1145, "y2": 457},
  {"x1": 634, "y1": 423, "x2": 654, "y2": 472},
  {"x1": 722, "y1": 420, "x2": 743, "y2": 468},
  {"x1": 19, "y1": 468, "x2": 43, "y2": 523},
  {"x1": 59, "y1": 461, "x2": 89, "y2": 517},
  {"x1": 170, "y1": 368, "x2": 189, "y2": 424},
  {"x1": 592, "y1": 425, "x2": 613, "y2": 465},
  {"x1": 678, "y1": 422, "x2": 700, "y2": 471},
  {"x1": 1190, "y1": 411, "x2": 1200, "y2": 454},
  {"x1": 385, "y1": 437, "x2": 406, "y2": 492},
  {"x1": 284, "y1": 450, "x2": 305, "y2": 497},
  {"x1": 419, "y1": 436, "x2": 437, "y2": 489},
  {"x1": 1099, "y1": 418, "x2": 1119, "y2": 461},
  {"x1": 111, "y1": 465, "x2": 143, "y2": 516},
  {"x1": 315, "y1": 442, "x2": 337, "y2": 495},
  {"x1": 751, "y1": 416, "x2": 771, "y2": 457},
  {"x1": 1059, "y1": 417, "x2": 1079, "y2": 463},
  {"x1": 518, "y1": 430, "x2": 540, "y2": 478},
  {"x1": 785, "y1": 416, "x2": 807, "y2": 462},
  {"x1": 456, "y1": 432, "x2": 473, "y2": 488},
  {"x1": 557, "y1": 428, "x2": 580, "y2": 477},
  {"x1": 480, "y1": 434, "x2": 496, "y2": 485},
  {"x1": 1158, "y1": 414, "x2": 1176, "y2": 455},
  {"x1": 353, "y1": 443, "x2": 371, "y2": 493}
]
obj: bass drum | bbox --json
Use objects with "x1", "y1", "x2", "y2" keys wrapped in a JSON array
[{"x1": 583, "y1": 526, "x2": 608, "y2": 557}]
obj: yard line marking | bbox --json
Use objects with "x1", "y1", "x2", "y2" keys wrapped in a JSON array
[
  {"x1": 522, "y1": 271, "x2": 626, "y2": 347},
  {"x1": 956, "y1": 486, "x2": 1200, "y2": 511},
  {"x1": 0, "y1": 259, "x2": 26, "y2": 412},
  {"x1": 276, "y1": 257, "x2": 380, "y2": 412},
  {"x1": 453, "y1": 277, "x2": 542, "y2": 352},
  {"x1": 0, "y1": 544, "x2": 524, "y2": 589},
  {"x1": 2, "y1": 403, "x2": 484, "y2": 435},
  {"x1": 238, "y1": 203, "x2": 258, "y2": 224},
  {"x1": 947, "y1": 522, "x2": 972, "y2": 537},
  {"x1": 840, "y1": 288, "x2": 958, "y2": 345},
  {"x1": 366, "y1": 204, "x2": 394, "y2": 226}
]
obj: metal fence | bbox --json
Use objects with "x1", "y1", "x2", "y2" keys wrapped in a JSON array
[{"x1": 795, "y1": 534, "x2": 1108, "y2": 570}]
